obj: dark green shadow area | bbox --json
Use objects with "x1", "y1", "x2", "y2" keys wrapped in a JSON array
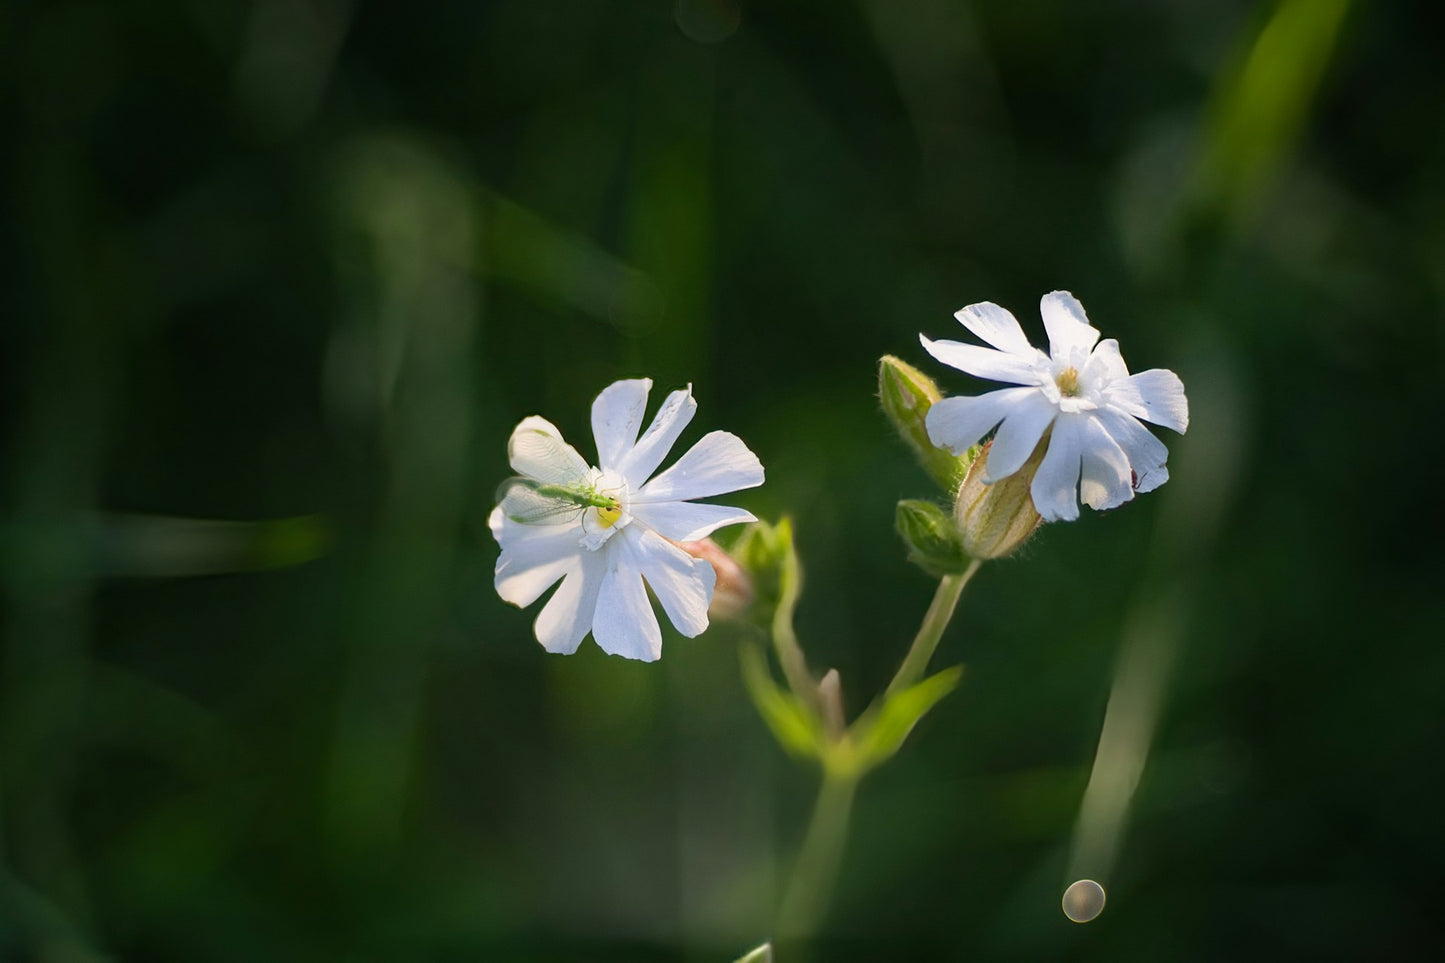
[{"x1": 3, "y1": 0, "x2": 1443, "y2": 959}]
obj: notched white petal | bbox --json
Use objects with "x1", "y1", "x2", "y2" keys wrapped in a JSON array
[
  {"x1": 1095, "y1": 408, "x2": 1170, "y2": 494},
  {"x1": 1083, "y1": 338, "x2": 1130, "y2": 386},
  {"x1": 954, "y1": 301, "x2": 1033, "y2": 356},
  {"x1": 919, "y1": 335, "x2": 1042, "y2": 386},
  {"x1": 628, "y1": 501, "x2": 756, "y2": 542},
  {"x1": 1031, "y1": 414, "x2": 1085, "y2": 522},
  {"x1": 534, "y1": 551, "x2": 605, "y2": 655},
  {"x1": 1040, "y1": 291, "x2": 1101, "y2": 361},
  {"x1": 490, "y1": 510, "x2": 582, "y2": 608},
  {"x1": 924, "y1": 386, "x2": 1038, "y2": 454},
  {"x1": 617, "y1": 386, "x2": 697, "y2": 486},
  {"x1": 593, "y1": 553, "x2": 663, "y2": 661},
  {"x1": 508, "y1": 416, "x2": 592, "y2": 484},
  {"x1": 634, "y1": 431, "x2": 764, "y2": 504},
  {"x1": 983, "y1": 391, "x2": 1057, "y2": 482},
  {"x1": 591, "y1": 378, "x2": 652, "y2": 472},
  {"x1": 1132, "y1": 461, "x2": 1169, "y2": 494},
  {"x1": 1106, "y1": 368, "x2": 1189, "y2": 433},
  {"x1": 627, "y1": 528, "x2": 715, "y2": 639},
  {"x1": 1077, "y1": 416, "x2": 1134, "y2": 511}
]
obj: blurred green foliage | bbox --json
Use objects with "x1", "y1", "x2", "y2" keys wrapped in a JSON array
[{"x1": 3, "y1": 0, "x2": 1444, "y2": 959}]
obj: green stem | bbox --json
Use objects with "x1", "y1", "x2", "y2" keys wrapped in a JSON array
[
  {"x1": 776, "y1": 771, "x2": 860, "y2": 942},
  {"x1": 771, "y1": 527, "x2": 815, "y2": 708},
  {"x1": 884, "y1": 559, "x2": 982, "y2": 700}
]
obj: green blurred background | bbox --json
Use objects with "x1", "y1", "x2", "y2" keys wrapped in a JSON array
[{"x1": 3, "y1": 0, "x2": 1443, "y2": 958}]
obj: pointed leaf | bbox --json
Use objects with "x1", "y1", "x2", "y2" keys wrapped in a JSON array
[
  {"x1": 855, "y1": 665, "x2": 964, "y2": 768},
  {"x1": 740, "y1": 644, "x2": 821, "y2": 760}
]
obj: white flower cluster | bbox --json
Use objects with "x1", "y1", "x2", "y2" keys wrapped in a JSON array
[
  {"x1": 490, "y1": 292, "x2": 1188, "y2": 660},
  {"x1": 921, "y1": 292, "x2": 1188, "y2": 521},
  {"x1": 490, "y1": 379, "x2": 764, "y2": 661}
]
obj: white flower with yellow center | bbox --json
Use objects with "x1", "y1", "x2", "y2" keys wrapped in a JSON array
[
  {"x1": 489, "y1": 378, "x2": 764, "y2": 661},
  {"x1": 921, "y1": 291, "x2": 1189, "y2": 522}
]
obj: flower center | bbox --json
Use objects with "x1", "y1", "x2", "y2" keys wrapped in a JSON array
[
  {"x1": 595, "y1": 500, "x2": 623, "y2": 528},
  {"x1": 577, "y1": 469, "x2": 632, "y2": 551},
  {"x1": 1055, "y1": 366, "x2": 1081, "y2": 397}
]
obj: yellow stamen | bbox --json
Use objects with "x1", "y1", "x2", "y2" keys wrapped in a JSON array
[
  {"x1": 1056, "y1": 366, "x2": 1081, "y2": 397},
  {"x1": 596, "y1": 502, "x2": 622, "y2": 528}
]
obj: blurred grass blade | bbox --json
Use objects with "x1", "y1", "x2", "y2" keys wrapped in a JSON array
[
  {"x1": 89, "y1": 512, "x2": 329, "y2": 577},
  {"x1": 323, "y1": 133, "x2": 479, "y2": 868},
  {"x1": 1198, "y1": 0, "x2": 1351, "y2": 218},
  {"x1": 487, "y1": 196, "x2": 660, "y2": 330},
  {"x1": 733, "y1": 941, "x2": 773, "y2": 963},
  {"x1": 0, "y1": 512, "x2": 330, "y2": 581}
]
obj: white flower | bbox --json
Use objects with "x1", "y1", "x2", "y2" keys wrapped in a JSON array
[
  {"x1": 921, "y1": 291, "x2": 1188, "y2": 522},
  {"x1": 489, "y1": 378, "x2": 764, "y2": 661}
]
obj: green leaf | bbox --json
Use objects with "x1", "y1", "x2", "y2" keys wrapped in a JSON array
[
  {"x1": 740, "y1": 644, "x2": 821, "y2": 760},
  {"x1": 854, "y1": 665, "x2": 965, "y2": 769}
]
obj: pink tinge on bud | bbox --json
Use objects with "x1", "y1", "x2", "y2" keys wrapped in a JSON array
[{"x1": 677, "y1": 538, "x2": 754, "y2": 620}]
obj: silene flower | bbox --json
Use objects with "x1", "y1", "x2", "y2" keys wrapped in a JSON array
[
  {"x1": 921, "y1": 291, "x2": 1188, "y2": 522},
  {"x1": 489, "y1": 378, "x2": 764, "y2": 661}
]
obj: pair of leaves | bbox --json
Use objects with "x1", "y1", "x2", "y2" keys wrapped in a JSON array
[{"x1": 741, "y1": 642, "x2": 963, "y2": 778}]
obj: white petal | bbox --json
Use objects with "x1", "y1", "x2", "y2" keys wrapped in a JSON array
[
  {"x1": 1095, "y1": 408, "x2": 1170, "y2": 494},
  {"x1": 983, "y1": 390, "x2": 1058, "y2": 482},
  {"x1": 1082, "y1": 338, "x2": 1130, "y2": 386},
  {"x1": 1078, "y1": 415, "x2": 1135, "y2": 512},
  {"x1": 1040, "y1": 291, "x2": 1100, "y2": 362},
  {"x1": 592, "y1": 548, "x2": 663, "y2": 662},
  {"x1": 616, "y1": 386, "x2": 697, "y2": 486},
  {"x1": 534, "y1": 550, "x2": 605, "y2": 655},
  {"x1": 953, "y1": 301, "x2": 1034, "y2": 355},
  {"x1": 591, "y1": 378, "x2": 652, "y2": 472},
  {"x1": 920, "y1": 335, "x2": 1042, "y2": 385},
  {"x1": 629, "y1": 500, "x2": 757, "y2": 541},
  {"x1": 634, "y1": 431, "x2": 764, "y2": 504},
  {"x1": 1104, "y1": 368, "x2": 1189, "y2": 433},
  {"x1": 924, "y1": 386, "x2": 1039, "y2": 454},
  {"x1": 490, "y1": 508, "x2": 583, "y2": 608},
  {"x1": 624, "y1": 527, "x2": 715, "y2": 638},
  {"x1": 1031, "y1": 414, "x2": 1085, "y2": 522},
  {"x1": 508, "y1": 416, "x2": 592, "y2": 484}
]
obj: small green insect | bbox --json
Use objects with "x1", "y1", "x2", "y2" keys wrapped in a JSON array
[{"x1": 497, "y1": 477, "x2": 624, "y2": 528}]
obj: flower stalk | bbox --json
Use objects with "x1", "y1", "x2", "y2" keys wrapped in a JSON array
[
  {"x1": 884, "y1": 561, "x2": 982, "y2": 700},
  {"x1": 766, "y1": 559, "x2": 981, "y2": 945},
  {"x1": 776, "y1": 772, "x2": 860, "y2": 941}
]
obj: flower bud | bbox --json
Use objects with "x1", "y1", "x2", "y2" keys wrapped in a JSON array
[
  {"x1": 878, "y1": 355, "x2": 973, "y2": 493},
  {"x1": 678, "y1": 537, "x2": 754, "y2": 620},
  {"x1": 895, "y1": 499, "x2": 969, "y2": 577},
  {"x1": 953, "y1": 439, "x2": 1044, "y2": 559}
]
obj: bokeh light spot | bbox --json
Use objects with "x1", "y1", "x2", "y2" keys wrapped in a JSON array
[{"x1": 1062, "y1": 879, "x2": 1107, "y2": 923}]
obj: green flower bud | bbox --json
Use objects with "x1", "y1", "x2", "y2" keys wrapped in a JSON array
[
  {"x1": 878, "y1": 356, "x2": 973, "y2": 493},
  {"x1": 720, "y1": 517, "x2": 797, "y2": 626},
  {"x1": 730, "y1": 517, "x2": 788, "y2": 575},
  {"x1": 953, "y1": 439, "x2": 1044, "y2": 560},
  {"x1": 895, "y1": 499, "x2": 969, "y2": 577}
]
